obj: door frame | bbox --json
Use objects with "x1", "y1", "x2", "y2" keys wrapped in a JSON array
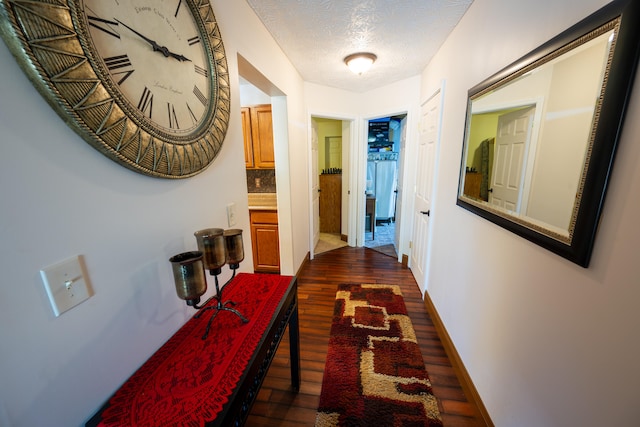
[
  {"x1": 357, "y1": 109, "x2": 415, "y2": 262},
  {"x1": 238, "y1": 56, "x2": 294, "y2": 275},
  {"x1": 308, "y1": 106, "x2": 418, "y2": 265},
  {"x1": 307, "y1": 113, "x2": 357, "y2": 258}
]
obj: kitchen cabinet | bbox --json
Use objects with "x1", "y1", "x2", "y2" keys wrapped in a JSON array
[
  {"x1": 241, "y1": 107, "x2": 254, "y2": 168},
  {"x1": 250, "y1": 210, "x2": 280, "y2": 273},
  {"x1": 242, "y1": 104, "x2": 274, "y2": 169}
]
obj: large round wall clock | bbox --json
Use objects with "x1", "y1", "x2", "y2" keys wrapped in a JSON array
[{"x1": 0, "y1": 0, "x2": 230, "y2": 178}]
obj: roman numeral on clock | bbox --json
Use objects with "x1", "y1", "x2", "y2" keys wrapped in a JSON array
[
  {"x1": 168, "y1": 103, "x2": 179, "y2": 129},
  {"x1": 193, "y1": 85, "x2": 207, "y2": 106},
  {"x1": 194, "y1": 64, "x2": 208, "y2": 78},
  {"x1": 87, "y1": 15, "x2": 120, "y2": 39},
  {"x1": 186, "y1": 103, "x2": 197, "y2": 125},
  {"x1": 138, "y1": 87, "x2": 154, "y2": 118},
  {"x1": 174, "y1": 0, "x2": 183, "y2": 18},
  {"x1": 188, "y1": 35, "x2": 201, "y2": 46},
  {"x1": 104, "y1": 54, "x2": 134, "y2": 85}
]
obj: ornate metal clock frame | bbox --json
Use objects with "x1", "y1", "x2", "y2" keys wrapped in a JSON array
[{"x1": 0, "y1": 0, "x2": 230, "y2": 178}]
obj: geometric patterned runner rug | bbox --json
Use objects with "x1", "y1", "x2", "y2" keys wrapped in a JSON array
[{"x1": 315, "y1": 283, "x2": 443, "y2": 427}]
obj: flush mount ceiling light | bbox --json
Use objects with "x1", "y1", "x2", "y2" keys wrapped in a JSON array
[{"x1": 344, "y1": 52, "x2": 377, "y2": 75}]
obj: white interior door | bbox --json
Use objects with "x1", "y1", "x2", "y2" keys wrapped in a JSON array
[
  {"x1": 410, "y1": 91, "x2": 441, "y2": 291},
  {"x1": 490, "y1": 106, "x2": 535, "y2": 211},
  {"x1": 311, "y1": 119, "x2": 320, "y2": 250}
]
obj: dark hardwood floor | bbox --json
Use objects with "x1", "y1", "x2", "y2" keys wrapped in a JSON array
[{"x1": 245, "y1": 246, "x2": 487, "y2": 426}]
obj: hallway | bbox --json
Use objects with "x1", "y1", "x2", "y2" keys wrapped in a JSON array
[{"x1": 246, "y1": 246, "x2": 487, "y2": 426}]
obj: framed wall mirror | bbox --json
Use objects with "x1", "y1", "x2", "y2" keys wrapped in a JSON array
[{"x1": 457, "y1": 0, "x2": 640, "y2": 267}]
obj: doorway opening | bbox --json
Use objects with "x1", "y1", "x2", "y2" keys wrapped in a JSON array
[
  {"x1": 364, "y1": 114, "x2": 406, "y2": 258},
  {"x1": 238, "y1": 54, "x2": 295, "y2": 275},
  {"x1": 311, "y1": 117, "x2": 351, "y2": 255}
]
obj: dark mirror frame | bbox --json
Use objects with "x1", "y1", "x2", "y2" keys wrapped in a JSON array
[{"x1": 456, "y1": 0, "x2": 640, "y2": 267}]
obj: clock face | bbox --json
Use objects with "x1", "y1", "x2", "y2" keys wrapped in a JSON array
[
  {"x1": 0, "y1": 0, "x2": 230, "y2": 178},
  {"x1": 83, "y1": 0, "x2": 212, "y2": 137}
]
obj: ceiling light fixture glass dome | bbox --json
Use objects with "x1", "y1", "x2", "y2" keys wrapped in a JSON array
[{"x1": 344, "y1": 52, "x2": 377, "y2": 75}]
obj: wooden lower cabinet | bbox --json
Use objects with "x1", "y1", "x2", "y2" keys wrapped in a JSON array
[{"x1": 250, "y1": 210, "x2": 280, "y2": 273}]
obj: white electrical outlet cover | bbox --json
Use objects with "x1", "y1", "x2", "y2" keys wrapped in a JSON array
[{"x1": 40, "y1": 255, "x2": 91, "y2": 317}]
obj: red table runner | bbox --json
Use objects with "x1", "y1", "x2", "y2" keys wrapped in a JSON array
[{"x1": 98, "y1": 273, "x2": 292, "y2": 427}]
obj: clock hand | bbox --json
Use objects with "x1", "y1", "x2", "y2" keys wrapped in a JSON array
[
  {"x1": 114, "y1": 19, "x2": 165, "y2": 55},
  {"x1": 167, "y1": 51, "x2": 191, "y2": 62},
  {"x1": 115, "y1": 19, "x2": 191, "y2": 62}
]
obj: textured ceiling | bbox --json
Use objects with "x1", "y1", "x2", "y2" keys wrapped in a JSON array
[{"x1": 245, "y1": 0, "x2": 474, "y2": 93}]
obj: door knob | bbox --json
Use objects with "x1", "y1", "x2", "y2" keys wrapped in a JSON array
[{"x1": 420, "y1": 210, "x2": 430, "y2": 216}]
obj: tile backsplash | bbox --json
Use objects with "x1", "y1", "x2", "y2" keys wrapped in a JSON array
[{"x1": 246, "y1": 169, "x2": 276, "y2": 193}]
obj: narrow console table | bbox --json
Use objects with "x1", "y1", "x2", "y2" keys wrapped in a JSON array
[{"x1": 86, "y1": 273, "x2": 300, "y2": 427}]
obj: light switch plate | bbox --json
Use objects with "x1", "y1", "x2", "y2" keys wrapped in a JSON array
[{"x1": 40, "y1": 255, "x2": 91, "y2": 317}]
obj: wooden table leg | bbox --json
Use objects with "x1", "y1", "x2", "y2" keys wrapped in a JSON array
[{"x1": 288, "y1": 303, "x2": 301, "y2": 391}]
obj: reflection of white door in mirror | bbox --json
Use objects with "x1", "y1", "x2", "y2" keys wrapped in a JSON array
[
  {"x1": 460, "y1": 28, "x2": 614, "y2": 241},
  {"x1": 490, "y1": 107, "x2": 535, "y2": 212},
  {"x1": 456, "y1": 0, "x2": 640, "y2": 266}
]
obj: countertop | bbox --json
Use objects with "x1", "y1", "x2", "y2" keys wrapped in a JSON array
[{"x1": 248, "y1": 193, "x2": 277, "y2": 210}]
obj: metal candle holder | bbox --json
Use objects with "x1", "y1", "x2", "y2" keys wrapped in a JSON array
[{"x1": 170, "y1": 228, "x2": 248, "y2": 340}]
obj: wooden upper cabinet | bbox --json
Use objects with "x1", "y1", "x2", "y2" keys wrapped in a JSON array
[
  {"x1": 242, "y1": 104, "x2": 274, "y2": 169},
  {"x1": 251, "y1": 104, "x2": 275, "y2": 168},
  {"x1": 241, "y1": 107, "x2": 254, "y2": 169}
]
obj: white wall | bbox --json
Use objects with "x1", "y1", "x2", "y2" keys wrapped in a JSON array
[
  {"x1": 305, "y1": 76, "x2": 421, "y2": 256},
  {"x1": 239, "y1": 82, "x2": 271, "y2": 106},
  {"x1": 0, "y1": 1, "x2": 307, "y2": 426},
  {"x1": 4, "y1": 1, "x2": 638, "y2": 426},
  {"x1": 421, "y1": 0, "x2": 640, "y2": 426}
]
